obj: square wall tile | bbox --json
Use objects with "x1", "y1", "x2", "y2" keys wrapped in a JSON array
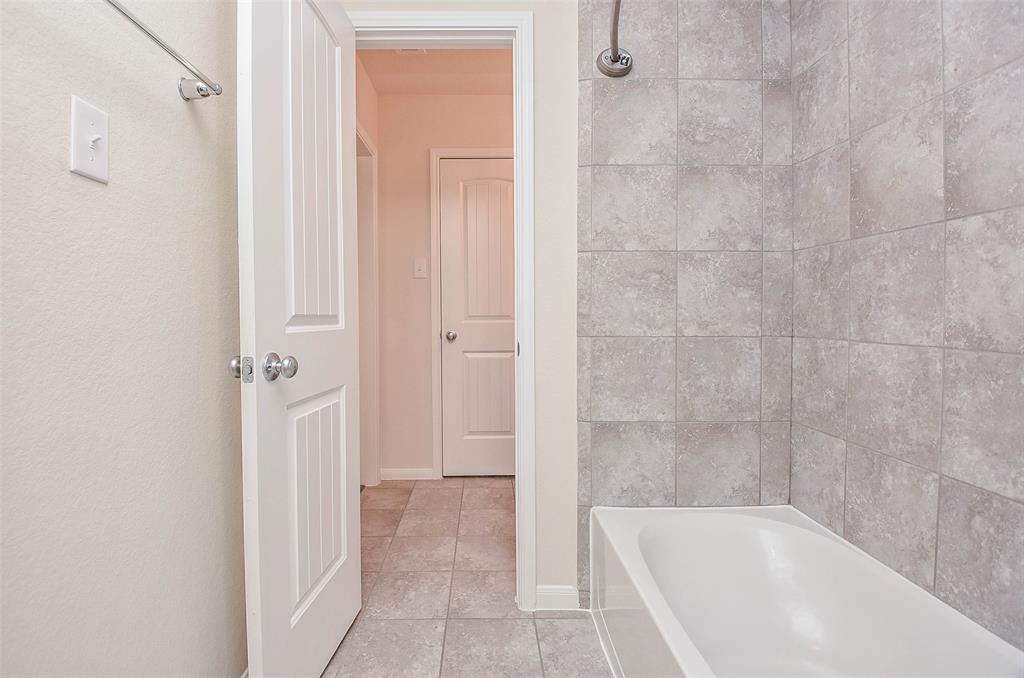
[
  {"x1": 936, "y1": 479, "x2": 1024, "y2": 648},
  {"x1": 849, "y1": 224, "x2": 944, "y2": 346},
  {"x1": 845, "y1": 445, "x2": 939, "y2": 589},
  {"x1": 679, "y1": 80, "x2": 762, "y2": 164},
  {"x1": 578, "y1": 253, "x2": 593, "y2": 334},
  {"x1": 678, "y1": 0, "x2": 762, "y2": 79},
  {"x1": 762, "y1": 337, "x2": 793, "y2": 421},
  {"x1": 579, "y1": 0, "x2": 594, "y2": 79},
  {"x1": 943, "y1": 0, "x2": 1024, "y2": 90},
  {"x1": 791, "y1": 423, "x2": 847, "y2": 534},
  {"x1": 578, "y1": 166, "x2": 592, "y2": 251},
  {"x1": 848, "y1": 0, "x2": 942, "y2": 134},
  {"x1": 592, "y1": 0, "x2": 678, "y2": 79},
  {"x1": 793, "y1": 242, "x2": 850, "y2": 340},
  {"x1": 945, "y1": 60, "x2": 1024, "y2": 219},
  {"x1": 676, "y1": 423, "x2": 761, "y2": 506},
  {"x1": 761, "y1": 421, "x2": 792, "y2": 505},
  {"x1": 578, "y1": 422, "x2": 592, "y2": 506},
  {"x1": 847, "y1": 342, "x2": 943, "y2": 470},
  {"x1": 848, "y1": 0, "x2": 892, "y2": 32},
  {"x1": 593, "y1": 79, "x2": 678, "y2": 164},
  {"x1": 677, "y1": 252, "x2": 762, "y2": 336},
  {"x1": 577, "y1": 507, "x2": 590, "y2": 591},
  {"x1": 592, "y1": 422, "x2": 676, "y2": 506},
  {"x1": 677, "y1": 337, "x2": 761, "y2": 421},
  {"x1": 794, "y1": 143, "x2": 850, "y2": 249},
  {"x1": 764, "y1": 166, "x2": 794, "y2": 251},
  {"x1": 850, "y1": 98, "x2": 944, "y2": 237},
  {"x1": 791, "y1": 0, "x2": 848, "y2": 75},
  {"x1": 579, "y1": 79, "x2": 593, "y2": 166},
  {"x1": 678, "y1": 166, "x2": 763, "y2": 251},
  {"x1": 792, "y1": 337, "x2": 848, "y2": 437},
  {"x1": 793, "y1": 42, "x2": 849, "y2": 161},
  {"x1": 591, "y1": 337, "x2": 675, "y2": 421},
  {"x1": 763, "y1": 0, "x2": 793, "y2": 79},
  {"x1": 591, "y1": 166, "x2": 677, "y2": 251},
  {"x1": 763, "y1": 251, "x2": 793, "y2": 337},
  {"x1": 942, "y1": 350, "x2": 1024, "y2": 503},
  {"x1": 764, "y1": 79, "x2": 794, "y2": 165},
  {"x1": 578, "y1": 338, "x2": 592, "y2": 421},
  {"x1": 945, "y1": 207, "x2": 1024, "y2": 353},
  {"x1": 584, "y1": 252, "x2": 676, "y2": 337}
]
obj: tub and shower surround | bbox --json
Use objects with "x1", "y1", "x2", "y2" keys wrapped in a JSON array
[
  {"x1": 787, "y1": 0, "x2": 1024, "y2": 650},
  {"x1": 577, "y1": 0, "x2": 795, "y2": 606},
  {"x1": 578, "y1": 0, "x2": 1024, "y2": 652}
]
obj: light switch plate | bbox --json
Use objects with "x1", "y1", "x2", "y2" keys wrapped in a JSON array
[
  {"x1": 413, "y1": 257, "x2": 428, "y2": 279},
  {"x1": 70, "y1": 95, "x2": 109, "y2": 184}
]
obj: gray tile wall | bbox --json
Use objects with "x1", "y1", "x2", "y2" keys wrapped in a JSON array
[
  {"x1": 578, "y1": 0, "x2": 794, "y2": 598},
  {"x1": 787, "y1": 0, "x2": 1024, "y2": 650},
  {"x1": 578, "y1": 0, "x2": 1024, "y2": 651}
]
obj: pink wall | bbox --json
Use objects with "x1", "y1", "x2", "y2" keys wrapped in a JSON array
[{"x1": 376, "y1": 93, "x2": 513, "y2": 472}]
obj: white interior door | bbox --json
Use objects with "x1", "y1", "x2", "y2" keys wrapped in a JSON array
[
  {"x1": 237, "y1": 1, "x2": 359, "y2": 675},
  {"x1": 440, "y1": 158, "x2": 515, "y2": 476}
]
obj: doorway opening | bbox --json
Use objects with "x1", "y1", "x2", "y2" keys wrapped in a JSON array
[{"x1": 350, "y1": 10, "x2": 539, "y2": 617}]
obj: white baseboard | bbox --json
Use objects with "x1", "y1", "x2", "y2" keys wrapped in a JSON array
[
  {"x1": 379, "y1": 467, "x2": 437, "y2": 481},
  {"x1": 534, "y1": 585, "x2": 580, "y2": 610}
]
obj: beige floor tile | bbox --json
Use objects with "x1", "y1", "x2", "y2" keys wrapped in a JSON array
[
  {"x1": 440, "y1": 619, "x2": 542, "y2": 678},
  {"x1": 457, "y1": 510, "x2": 516, "y2": 537},
  {"x1": 361, "y1": 509, "x2": 403, "y2": 537},
  {"x1": 324, "y1": 619, "x2": 444, "y2": 678},
  {"x1": 381, "y1": 536, "x2": 456, "y2": 571},
  {"x1": 415, "y1": 478, "x2": 465, "y2": 488},
  {"x1": 462, "y1": 487, "x2": 514, "y2": 510},
  {"x1": 361, "y1": 571, "x2": 378, "y2": 605},
  {"x1": 536, "y1": 619, "x2": 612, "y2": 678},
  {"x1": 362, "y1": 536, "x2": 391, "y2": 571},
  {"x1": 364, "y1": 572, "x2": 452, "y2": 619},
  {"x1": 375, "y1": 479, "x2": 417, "y2": 489},
  {"x1": 396, "y1": 510, "x2": 461, "y2": 537},
  {"x1": 406, "y1": 487, "x2": 463, "y2": 510},
  {"x1": 454, "y1": 535, "x2": 515, "y2": 571},
  {"x1": 361, "y1": 487, "x2": 412, "y2": 510},
  {"x1": 448, "y1": 571, "x2": 532, "y2": 619},
  {"x1": 464, "y1": 476, "x2": 514, "y2": 488}
]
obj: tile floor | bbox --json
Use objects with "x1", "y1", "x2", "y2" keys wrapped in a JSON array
[{"x1": 322, "y1": 477, "x2": 611, "y2": 678}]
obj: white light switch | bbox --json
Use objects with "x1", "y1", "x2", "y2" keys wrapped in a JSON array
[
  {"x1": 413, "y1": 257, "x2": 428, "y2": 279},
  {"x1": 70, "y1": 95, "x2": 109, "y2": 184}
]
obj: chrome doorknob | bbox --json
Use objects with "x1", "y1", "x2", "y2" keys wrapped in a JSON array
[
  {"x1": 445, "y1": 331, "x2": 457, "y2": 342},
  {"x1": 262, "y1": 352, "x2": 299, "y2": 381},
  {"x1": 229, "y1": 355, "x2": 242, "y2": 379}
]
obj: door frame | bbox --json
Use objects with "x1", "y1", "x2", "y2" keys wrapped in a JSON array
[
  {"x1": 356, "y1": 123, "x2": 381, "y2": 487},
  {"x1": 429, "y1": 149, "x2": 514, "y2": 480},
  {"x1": 351, "y1": 10, "x2": 537, "y2": 610}
]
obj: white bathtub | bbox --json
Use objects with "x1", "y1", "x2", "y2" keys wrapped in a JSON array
[{"x1": 590, "y1": 505, "x2": 1024, "y2": 678}]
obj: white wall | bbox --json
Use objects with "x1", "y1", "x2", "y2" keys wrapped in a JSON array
[
  {"x1": 0, "y1": 1, "x2": 245, "y2": 673},
  {"x1": 348, "y1": 0, "x2": 579, "y2": 592}
]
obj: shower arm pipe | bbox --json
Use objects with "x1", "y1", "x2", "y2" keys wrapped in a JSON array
[
  {"x1": 102, "y1": 0, "x2": 224, "y2": 100},
  {"x1": 597, "y1": 0, "x2": 633, "y2": 77}
]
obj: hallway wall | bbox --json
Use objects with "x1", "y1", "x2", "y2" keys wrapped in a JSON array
[{"x1": 1, "y1": 0, "x2": 245, "y2": 673}]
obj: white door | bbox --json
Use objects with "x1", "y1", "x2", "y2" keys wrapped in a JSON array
[
  {"x1": 237, "y1": 1, "x2": 360, "y2": 675},
  {"x1": 440, "y1": 158, "x2": 515, "y2": 476}
]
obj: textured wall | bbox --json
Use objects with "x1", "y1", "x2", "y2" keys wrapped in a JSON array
[
  {"x1": 787, "y1": 0, "x2": 1023, "y2": 649},
  {"x1": 1, "y1": 0, "x2": 245, "y2": 673},
  {"x1": 577, "y1": 0, "x2": 795, "y2": 601}
]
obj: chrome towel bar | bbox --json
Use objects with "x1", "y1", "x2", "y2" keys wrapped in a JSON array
[{"x1": 102, "y1": 0, "x2": 224, "y2": 100}]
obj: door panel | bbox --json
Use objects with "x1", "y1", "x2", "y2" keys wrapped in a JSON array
[
  {"x1": 441, "y1": 158, "x2": 515, "y2": 476},
  {"x1": 238, "y1": 0, "x2": 359, "y2": 675}
]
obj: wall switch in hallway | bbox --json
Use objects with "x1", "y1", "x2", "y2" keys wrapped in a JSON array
[
  {"x1": 413, "y1": 257, "x2": 428, "y2": 279},
  {"x1": 69, "y1": 95, "x2": 109, "y2": 184}
]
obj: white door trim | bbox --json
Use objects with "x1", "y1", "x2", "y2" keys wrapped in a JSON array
[
  {"x1": 351, "y1": 10, "x2": 537, "y2": 610},
  {"x1": 356, "y1": 123, "x2": 381, "y2": 487},
  {"x1": 430, "y1": 149, "x2": 513, "y2": 480}
]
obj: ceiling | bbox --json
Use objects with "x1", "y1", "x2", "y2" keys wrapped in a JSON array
[{"x1": 357, "y1": 49, "x2": 513, "y2": 95}]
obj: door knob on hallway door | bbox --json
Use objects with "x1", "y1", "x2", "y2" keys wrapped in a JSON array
[
  {"x1": 445, "y1": 331, "x2": 457, "y2": 343},
  {"x1": 262, "y1": 352, "x2": 299, "y2": 381}
]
